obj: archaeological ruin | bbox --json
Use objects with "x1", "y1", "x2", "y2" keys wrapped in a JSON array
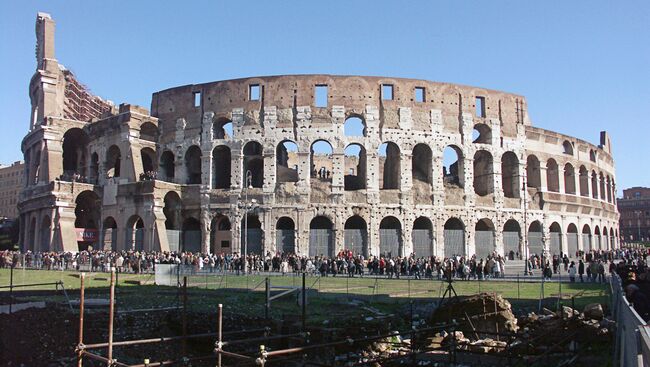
[{"x1": 19, "y1": 13, "x2": 620, "y2": 258}]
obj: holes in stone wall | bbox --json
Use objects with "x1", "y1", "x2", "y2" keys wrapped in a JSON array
[
  {"x1": 160, "y1": 151, "x2": 175, "y2": 182},
  {"x1": 344, "y1": 116, "x2": 366, "y2": 137},
  {"x1": 344, "y1": 144, "x2": 366, "y2": 190},
  {"x1": 473, "y1": 150, "x2": 494, "y2": 196},
  {"x1": 378, "y1": 142, "x2": 400, "y2": 189},
  {"x1": 243, "y1": 141, "x2": 264, "y2": 188},
  {"x1": 381, "y1": 84, "x2": 393, "y2": 100},
  {"x1": 443, "y1": 145, "x2": 463, "y2": 187},
  {"x1": 212, "y1": 145, "x2": 231, "y2": 189},
  {"x1": 276, "y1": 140, "x2": 299, "y2": 183},
  {"x1": 193, "y1": 92, "x2": 201, "y2": 107},
  {"x1": 415, "y1": 87, "x2": 425, "y2": 103},
  {"x1": 475, "y1": 96, "x2": 485, "y2": 117},
  {"x1": 501, "y1": 151, "x2": 519, "y2": 198},
  {"x1": 249, "y1": 84, "x2": 260, "y2": 101},
  {"x1": 315, "y1": 85, "x2": 328, "y2": 107}
]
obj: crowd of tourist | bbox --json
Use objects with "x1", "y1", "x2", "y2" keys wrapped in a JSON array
[{"x1": 1, "y1": 247, "x2": 643, "y2": 283}]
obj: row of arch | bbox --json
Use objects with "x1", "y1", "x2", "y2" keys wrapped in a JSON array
[
  {"x1": 155, "y1": 140, "x2": 525, "y2": 198},
  {"x1": 52, "y1": 125, "x2": 614, "y2": 207},
  {"x1": 26, "y1": 185, "x2": 619, "y2": 256},
  {"x1": 526, "y1": 155, "x2": 616, "y2": 204}
]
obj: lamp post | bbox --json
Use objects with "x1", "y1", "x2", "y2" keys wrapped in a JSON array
[
  {"x1": 239, "y1": 170, "x2": 258, "y2": 275},
  {"x1": 522, "y1": 177, "x2": 530, "y2": 276},
  {"x1": 635, "y1": 210, "x2": 642, "y2": 243}
]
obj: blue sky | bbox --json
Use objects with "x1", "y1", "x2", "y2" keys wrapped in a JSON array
[{"x1": 1, "y1": 1, "x2": 648, "y2": 195}]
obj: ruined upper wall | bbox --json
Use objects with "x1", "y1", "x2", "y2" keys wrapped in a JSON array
[
  {"x1": 29, "y1": 12, "x2": 113, "y2": 132},
  {"x1": 151, "y1": 75, "x2": 530, "y2": 137}
]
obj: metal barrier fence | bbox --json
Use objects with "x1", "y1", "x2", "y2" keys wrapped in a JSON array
[{"x1": 611, "y1": 273, "x2": 650, "y2": 366}]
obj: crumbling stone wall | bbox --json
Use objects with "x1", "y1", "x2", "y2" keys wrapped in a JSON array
[{"x1": 18, "y1": 13, "x2": 620, "y2": 255}]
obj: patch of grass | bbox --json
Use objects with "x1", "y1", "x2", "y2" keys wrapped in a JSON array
[{"x1": 1, "y1": 269, "x2": 609, "y2": 318}]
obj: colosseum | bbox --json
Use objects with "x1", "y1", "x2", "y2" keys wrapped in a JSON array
[{"x1": 19, "y1": 13, "x2": 620, "y2": 259}]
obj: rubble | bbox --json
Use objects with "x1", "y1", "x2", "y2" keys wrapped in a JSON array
[
  {"x1": 583, "y1": 303, "x2": 605, "y2": 320},
  {"x1": 430, "y1": 293, "x2": 519, "y2": 338}
]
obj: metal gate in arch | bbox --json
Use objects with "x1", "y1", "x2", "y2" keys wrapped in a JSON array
[
  {"x1": 379, "y1": 229, "x2": 401, "y2": 257},
  {"x1": 344, "y1": 229, "x2": 367, "y2": 257},
  {"x1": 309, "y1": 229, "x2": 333, "y2": 257},
  {"x1": 412, "y1": 229, "x2": 433, "y2": 257},
  {"x1": 444, "y1": 229, "x2": 464, "y2": 257}
]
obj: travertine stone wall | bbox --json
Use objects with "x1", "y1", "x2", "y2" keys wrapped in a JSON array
[{"x1": 18, "y1": 13, "x2": 620, "y2": 256}]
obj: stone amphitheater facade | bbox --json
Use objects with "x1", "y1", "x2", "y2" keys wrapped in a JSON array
[{"x1": 19, "y1": 13, "x2": 620, "y2": 258}]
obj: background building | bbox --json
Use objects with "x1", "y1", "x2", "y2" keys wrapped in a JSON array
[
  {"x1": 0, "y1": 161, "x2": 25, "y2": 219},
  {"x1": 617, "y1": 187, "x2": 650, "y2": 243},
  {"x1": 19, "y1": 13, "x2": 620, "y2": 256}
]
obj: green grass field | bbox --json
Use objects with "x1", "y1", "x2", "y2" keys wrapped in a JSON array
[{"x1": 0, "y1": 269, "x2": 608, "y2": 305}]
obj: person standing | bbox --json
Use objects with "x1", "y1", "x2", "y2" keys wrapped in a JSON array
[
  {"x1": 568, "y1": 261, "x2": 577, "y2": 282},
  {"x1": 578, "y1": 259, "x2": 585, "y2": 282}
]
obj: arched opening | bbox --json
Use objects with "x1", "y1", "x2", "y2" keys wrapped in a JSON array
[
  {"x1": 528, "y1": 221, "x2": 543, "y2": 256},
  {"x1": 379, "y1": 216, "x2": 402, "y2": 257},
  {"x1": 412, "y1": 217, "x2": 433, "y2": 257},
  {"x1": 379, "y1": 142, "x2": 401, "y2": 189},
  {"x1": 344, "y1": 215, "x2": 368, "y2": 257},
  {"x1": 546, "y1": 159, "x2": 559, "y2": 192},
  {"x1": 62, "y1": 128, "x2": 90, "y2": 180},
  {"x1": 243, "y1": 141, "x2": 264, "y2": 188},
  {"x1": 126, "y1": 215, "x2": 145, "y2": 251},
  {"x1": 579, "y1": 166, "x2": 589, "y2": 197},
  {"x1": 567, "y1": 224, "x2": 579, "y2": 257},
  {"x1": 185, "y1": 145, "x2": 202, "y2": 184},
  {"x1": 90, "y1": 153, "x2": 99, "y2": 183},
  {"x1": 603, "y1": 227, "x2": 609, "y2": 250},
  {"x1": 210, "y1": 216, "x2": 231, "y2": 254},
  {"x1": 241, "y1": 214, "x2": 263, "y2": 255},
  {"x1": 591, "y1": 171, "x2": 599, "y2": 199},
  {"x1": 140, "y1": 122, "x2": 158, "y2": 142},
  {"x1": 472, "y1": 123, "x2": 492, "y2": 144},
  {"x1": 444, "y1": 218, "x2": 465, "y2": 257},
  {"x1": 473, "y1": 150, "x2": 494, "y2": 196},
  {"x1": 163, "y1": 192, "x2": 182, "y2": 251},
  {"x1": 503, "y1": 220, "x2": 521, "y2": 260},
  {"x1": 564, "y1": 163, "x2": 576, "y2": 194},
  {"x1": 212, "y1": 145, "x2": 231, "y2": 189},
  {"x1": 599, "y1": 172, "x2": 606, "y2": 200},
  {"x1": 412, "y1": 144, "x2": 432, "y2": 186},
  {"x1": 594, "y1": 226, "x2": 602, "y2": 250},
  {"x1": 344, "y1": 144, "x2": 366, "y2": 190},
  {"x1": 606, "y1": 176, "x2": 612, "y2": 203},
  {"x1": 213, "y1": 118, "x2": 233, "y2": 139},
  {"x1": 32, "y1": 149, "x2": 41, "y2": 184},
  {"x1": 549, "y1": 222, "x2": 562, "y2": 255},
  {"x1": 526, "y1": 155, "x2": 541, "y2": 189},
  {"x1": 310, "y1": 140, "x2": 333, "y2": 200},
  {"x1": 140, "y1": 147, "x2": 157, "y2": 180},
  {"x1": 28, "y1": 217, "x2": 36, "y2": 252},
  {"x1": 182, "y1": 217, "x2": 201, "y2": 253},
  {"x1": 501, "y1": 151, "x2": 519, "y2": 198},
  {"x1": 276, "y1": 217, "x2": 296, "y2": 254},
  {"x1": 103, "y1": 217, "x2": 117, "y2": 251},
  {"x1": 276, "y1": 140, "x2": 299, "y2": 183},
  {"x1": 309, "y1": 216, "x2": 334, "y2": 257},
  {"x1": 75, "y1": 190, "x2": 100, "y2": 251},
  {"x1": 475, "y1": 218, "x2": 495, "y2": 259},
  {"x1": 106, "y1": 145, "x2": 121, "y2": 178},
  {"x1": 160, "y1": 151, "x2": 175, "y2": 182},
  {"x1": 589, "y1": 150, "x2": 597, "y2": 162},
  {"x1": 40, "y1": 216, "x2": 51, "y2": 252},
  {"x1": 443, "y1": 145, "x2": 463, "y2": 187},
  {"x1": 344, "y1": 116, "x2": 366, "y2": 137},
  {"x1": 562, "y1": 140, "x2": 573, "y2": 155},
  {"x1": 582, "y1": 225, "x2": 592, "y2": 251}
]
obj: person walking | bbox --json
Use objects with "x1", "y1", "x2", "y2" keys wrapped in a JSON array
[{"x1": 568, "y1": 261, "x2": 577, "y2": 282}]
